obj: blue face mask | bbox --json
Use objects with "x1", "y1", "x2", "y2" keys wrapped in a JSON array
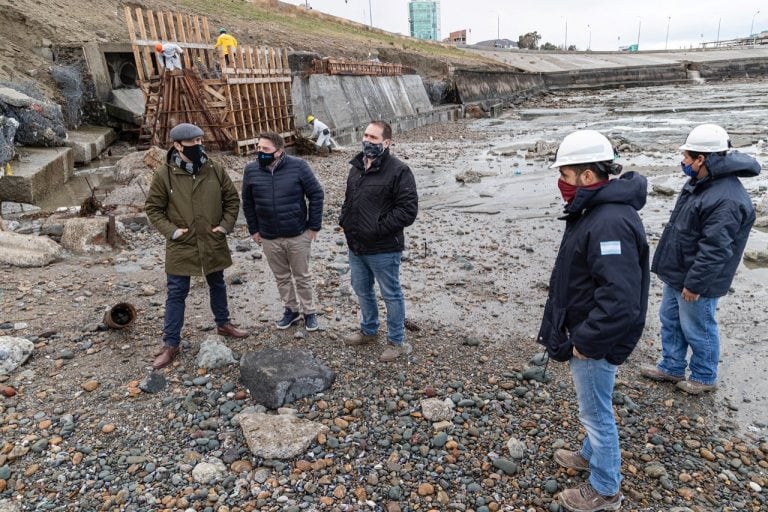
[
  {"x1": 258, "y1": 151, "x2": 277, "y2": 167},
  {"x1": 681, "y1": 162, "x2": 698, "y2": 178}
]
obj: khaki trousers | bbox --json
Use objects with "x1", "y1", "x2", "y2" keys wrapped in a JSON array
[{"x1": 262, "y1": 233, "x2": 316, "y2": 314}]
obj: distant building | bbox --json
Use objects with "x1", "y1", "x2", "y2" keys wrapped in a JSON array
[
  {"x1": 446, "y1": 29, "x2": 466, "y2": 44},
  {"x1": 474, "y1": 38, "x2": 518, "y2": 49},
  {"x1": 408, "y1": 0, "x2": 440, "y2": 41}
]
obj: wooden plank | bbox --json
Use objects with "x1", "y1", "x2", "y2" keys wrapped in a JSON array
[
  {"x1": 281, "y1": 48, "x2": 295, "y2": 134},
  {"x1": 224, "y1": 77, "x2": 292, "y2": 85},
  {"x1": 235, "y1": 47, "x2": 249, "y2": 142},
  {"x1": 203, "y1": 84, "x2": 226, "y2": 101},
  {"x1": 124, "y1": 7, "x2": 146, "y2": 83},
  {"x1": 253, "y1": 48, "x2": 269, "y2": 132},
  {"x1": 167, "y1": 10, "x2": 178, "y2": 42},
  {"x1": 135, "y1": 8, "x2": 155, "y2": 80},
  {"x1": 267, "y1": 47, "x2": 281, "y2": 133},
  {"x1": 133, "y1": 39, "x2": 214, "y2": 50},
  {"x1": 246, "y1": 47, "x2": 263, "y2": 135},
  {"x1": 175, "y1": 13, "x2": 191, "y2": 69},
  {"x1": 157, "y1": 11, "x2": 169, "y2": 41},
  {"x1": 242, "y1": 47, "x2": 257, "y2": 141},
  {"x1": 276, "y1": 47, "x2": 292, "y2": 134}
]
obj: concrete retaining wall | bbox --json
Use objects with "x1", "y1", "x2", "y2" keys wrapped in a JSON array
[
  {"x1": 292, "y1": 74, "x2": 441, "y2": 145},
  {"x1": 452, "y1": 70, "x2": 546, "y2": 103}
]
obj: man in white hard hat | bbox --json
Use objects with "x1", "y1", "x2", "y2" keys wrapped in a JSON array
[
  {"x1": 306, "y1": 115, "x2": 333, "y2": 154},
  {"x1": 641, "y1": 124, "x2": 761, "y2": 394},
  {"x1": 538, "y1": 130, "x2": 649, "y2": 512}
]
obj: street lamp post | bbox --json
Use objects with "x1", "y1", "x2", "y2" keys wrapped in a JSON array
[
  {"x1": 716, "y1": 18, "x2": 722, "y2": 46},
  {"x1": 636, "y1": 17, "x2": 642, "y2": 49},
  {"x1": 368, "y1": 0, "x2": 373, "y2": 28},
  {"x1": 665, "y1": 16, "x2": 671, "y2": 50},
  {"x1": 564, "y1": 18, "x2": 568, "y2": 50},
  {"x1": 587, "y1": 24, "x2": 591, "y2": 51},
  {"x1": 750, "y1": 10, "x2": 760, "y2": 42}
]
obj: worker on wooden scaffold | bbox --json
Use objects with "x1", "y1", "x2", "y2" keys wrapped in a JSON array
[
  {"x1": 214, "y1": 28, "x2": 238, "y2": 67},
  {"x1": 155, "y1": 42, "x2": 183, "y2": 72}
]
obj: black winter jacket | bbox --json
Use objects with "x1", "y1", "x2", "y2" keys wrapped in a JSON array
[
  {"x1": 538, "y1": 172, "x2": 650, "y2": 365},
  {"x1": 241, "y1": 155, "x2": 324, "y2": 240},
  {"x1": 652, "y1": 151, "x2": 760, "y2": 298},
  {"x1": 339, "y1": 151, "x2": 418, "y2": 255}
]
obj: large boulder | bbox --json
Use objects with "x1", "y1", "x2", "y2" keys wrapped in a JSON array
[
  {"x1": 234, "y1": 411, "x2": 329, "y2": 459},
  {"x1": 0, "y1": 86, "x2": 66, "y2": 146},
  {"x1": 240, "y1": 348, "x2": 335, "y2": 409},
  {"x1": 60, "y1": 217, "x2": 122, "y2": 253},
  {"x1": 0, "y1": 231, "x2": 62, "y2": 267},
  {"x1": 0, "y1": 336, "x2": 35, "y2": 375}
]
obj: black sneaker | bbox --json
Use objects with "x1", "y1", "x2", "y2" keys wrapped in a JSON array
[
  {"x1": 276, "y1": 308, "x2": 301, "y2": 329},
  {"x1": 304, "y1": 313, "x2": 319, "y2": 331}
]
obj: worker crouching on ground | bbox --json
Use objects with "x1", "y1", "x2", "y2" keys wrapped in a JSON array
[
  {"x1": 538, "y1": 130, "x2": 650, "y2": 512},
  {"x1": 145, "y1": 123, "x2": 249, "y2": 370},
  {"x1": 306, "y1": 115, "x2": 334, "y2": 154}
]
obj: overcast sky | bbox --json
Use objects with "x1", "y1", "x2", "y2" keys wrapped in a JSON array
[{"x1": 283, "y1": 0, "x2": 766, "y2": 51}]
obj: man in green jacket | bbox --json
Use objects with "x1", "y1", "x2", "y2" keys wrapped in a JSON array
[{"x1": 145, "y1": 123, "x2": 249, "y2": 369}]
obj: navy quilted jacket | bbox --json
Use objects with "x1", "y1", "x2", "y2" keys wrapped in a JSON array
[{"x1": 242, "y1": 155, "x2": 324, "y2": 240}]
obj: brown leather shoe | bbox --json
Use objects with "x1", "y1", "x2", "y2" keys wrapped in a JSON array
[
  {"x1": 217, "y1": 322, "x2": 250, "y2": 338},
  {"x1": 560, "y1": 483, "x2": 623, "y2": 512},
  {"x1": 554, "y1": 449, "x2": 590, "y2": 471},
  {"x1": 152, "y1": 345, "x2": 180, "y2": 369}
]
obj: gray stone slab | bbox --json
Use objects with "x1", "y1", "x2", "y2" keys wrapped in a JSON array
[
  {"x1": 240, "y1": 348, "x2": 335, "y2": 409},
  {"x1": 108, "y1": 89, "x2": 144, "y2": 125},
  {"x1": 0, "y1": 147, "x2": 73, "y2": 204},
  {"x1": 235, "y1": 411, "x2": 329, "y2": 459},
  {"x1": 65, "y1": 126, "x2": 117, "y2": 163}
]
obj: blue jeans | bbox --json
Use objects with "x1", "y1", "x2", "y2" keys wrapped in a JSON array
[
  {"x1": 657, "y1": 283, "x2": 720, "y2": 385},
  {"x1": 570, "y1": 357, "x2": 621, "y2": 497},
  {"x1": 348, "y1": 250, "x2": 405, "y2": 345},
  {"x1": 163, "y1": 271, "x2": 230, "y2": 347}
]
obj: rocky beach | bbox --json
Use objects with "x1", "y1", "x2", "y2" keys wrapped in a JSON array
[{"x1": 1, "y1": 81, "x2": 767, "y2": 511}]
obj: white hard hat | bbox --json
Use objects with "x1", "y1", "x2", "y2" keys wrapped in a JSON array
[
  {"x1": 549, "y1": 130, "x2": 615, "y2": 169},
  {"x1": 679, "y1": 124, "x2": 730, "y2": 153}
]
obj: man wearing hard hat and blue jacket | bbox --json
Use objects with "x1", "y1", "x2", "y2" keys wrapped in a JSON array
[
  {"x1": 641, "y1": 124, "x2": 761, "y2": 394},
  {"x1": 538, "y1": 130, "x2": 650, "y2": 512}
]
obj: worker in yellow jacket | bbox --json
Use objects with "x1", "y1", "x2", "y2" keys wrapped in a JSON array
[{"x1": 214, "y1": 29, "x2": 238, "y2": 66}]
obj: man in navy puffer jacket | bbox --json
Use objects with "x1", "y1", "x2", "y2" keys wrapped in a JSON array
[
  {"x1": 641, "y1": 124, "x2": 761, "y2": 395},
  {"x1": 242, "y1": 132, "x2": 324, "y2": 331},
  {"x1": 538, "y1": 130, "x2": 649, "y2": 512}
]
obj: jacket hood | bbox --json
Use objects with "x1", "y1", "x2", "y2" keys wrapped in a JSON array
[
  {"x1": 566, "y1": 171, "x2": 647, "y2": 214},
  {"x1": 705, "y1": 150, "x2": 762, "y2": 179}
]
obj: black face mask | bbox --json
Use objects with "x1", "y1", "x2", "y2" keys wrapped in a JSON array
[
  {"x1": 362, "y1": 141, "x2": 386, "y2": 160},
  {"x1": 181, "y1": 144, "x2": 205, "y2": 171},
  {"x1": 257, "y1": 151, "x2": 277, "y2": 167}
]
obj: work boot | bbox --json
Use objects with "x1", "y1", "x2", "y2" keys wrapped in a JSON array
[
  {"x1": 217, "y1": 322, "x2": 250, "y2": 338},
  {"x1": 343, "y1": 331, "x2": 378, "y2": 346},
  {"x1": 276, "y1": 308, "x2": 301, "y2": 329},
  {"x1": 152, "y1": 345, "x2": 180, "y2": 370},
  {"x1": 559, "y1": 483, "x2": 623, "y2": 512},
  {"x1": 676, "y1": 379, "x2": 717, "y2": 395},
  {"x1": 554, "y1": 449, "x2": 590, "y2": 471},
  {"x1": 639, "y1": 364, "x2": 684, "y2": 383},
  {"x1": 379, "y1": 342, "x2": 413, "y2": 362}
]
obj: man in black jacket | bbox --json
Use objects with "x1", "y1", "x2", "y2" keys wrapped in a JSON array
[
  {"x1": 340, "y1": 121, "x2": 418, "y2": 362},
  {"x1": 538, "y1": 130, "x2": 649, "y2": 512},
  {"x1": 641, "y1": 124, "x2": 760, "y2": 394},
  {"x1": 242, "y1": 132, "x2": 324, "y2": 331}
]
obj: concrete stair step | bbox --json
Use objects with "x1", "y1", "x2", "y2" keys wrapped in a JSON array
[{"x1": 0, "y1": 148, "x2": 74, "y2": 205}]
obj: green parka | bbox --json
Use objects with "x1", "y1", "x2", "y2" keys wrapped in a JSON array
[{"x1": 145, "y1": 153, "x2": 240, "y2": 276}]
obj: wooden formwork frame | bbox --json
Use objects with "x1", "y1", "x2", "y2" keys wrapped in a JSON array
[
  {"x1": 311, "y1": 58, "x2": 403, "y2": 76},
  {"x1": 125, "y1": 7, "x2": 295, "y2": 154}
]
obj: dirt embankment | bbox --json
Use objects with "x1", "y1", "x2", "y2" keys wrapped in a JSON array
[{"x1": 0, "y1": 0, "x2": 503, "y2": 102}]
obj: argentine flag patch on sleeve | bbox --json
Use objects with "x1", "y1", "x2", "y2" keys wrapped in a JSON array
[{"x1": 600, "y1": 241, "x2": 622, "y2": 255}]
